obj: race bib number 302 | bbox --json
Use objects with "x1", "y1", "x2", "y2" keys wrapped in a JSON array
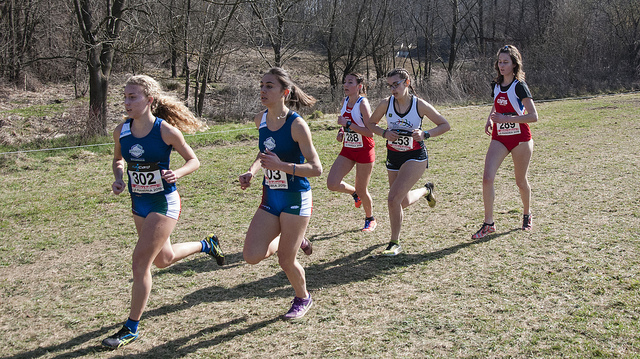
[
  {"x1": 263, "y1": 168, "x2": 288, "y2": 189},
  {"x1": 497, "y1": 122, "x2": 521, "y2": 136},
  {"x1": 128, "y1": 162, "x2": 163, "y2": 194}
]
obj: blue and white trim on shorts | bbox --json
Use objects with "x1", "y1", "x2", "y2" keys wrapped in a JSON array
[
  {"x1": 131, "y1": 191, "x2": 181, "y2": 220},
  {"x1": 260, "y1": 187, "x2": 313, "y2": 217}
]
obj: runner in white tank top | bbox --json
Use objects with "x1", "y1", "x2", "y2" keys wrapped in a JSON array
[{"x1": 367, "y1": 68, "x2": 450, "y2": 256}]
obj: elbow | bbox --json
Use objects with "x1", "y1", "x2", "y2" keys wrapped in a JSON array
[
  {"x1": 531, "y1": 113, "x2": 538, "y2": 123},
  {"x1": 312, "y1": 164, "x2": 323, "y2": 178}
]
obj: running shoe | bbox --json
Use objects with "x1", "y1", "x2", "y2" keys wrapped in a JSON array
[
  {"x1": 283, "y1": 294, "x2": 313, "y2": 320},
  {"x1": 353, "y1": 195, "x2": 362, "y2": 208},
  {"x1": 362, "y1": 218, "x2": 377, "y2": 232},
  {"x1": 204, "y1": 234, "x2": 225, "y2": 266},
  {"x1": 424, "y1": 182, "x2": 436, "y2": 208},
  {"x1": 471, "y1": 222, "x2": 496, "y2": 239},
  {"x1": 522, "y1": 213, "x2": 532, "y2": 231},
  {"x1": 300, "y1": 237, "x2": 313, "y2": 255},
  {"x1": 102, "y1": 325, "x2": 139, "y2": 349},
  {"x1": 381, "y1": 242, "x2": 402, "y2": 256}
]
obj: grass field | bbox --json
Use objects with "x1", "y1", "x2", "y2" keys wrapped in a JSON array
[{"x1": 1, "y1": 93, "x2": 639, "y2": 358}]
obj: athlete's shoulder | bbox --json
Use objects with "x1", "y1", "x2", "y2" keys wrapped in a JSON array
[
  {"x1": 515, "y1": 80, "x2": 532, "y2": 99},
  {"x1": 254, "y1": 110, "x2": 267, "y2": 126}
]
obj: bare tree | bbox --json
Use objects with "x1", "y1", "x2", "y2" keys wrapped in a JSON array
[
  {"x1": 598, "y1": 0, "x2": 640, "y2": 76},
  {"x1": 73, "y1": 0, "x2": 126, "y2": 136},
  {"x1": 192, "y1": 0, "x2": 241, "y2": 116},
  {"x1": 240, "y1": 0, "x2": 309, "y2": 67}
]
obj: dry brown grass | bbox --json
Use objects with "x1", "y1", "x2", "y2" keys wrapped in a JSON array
[{"x1": 0, "y1": 93, "x2": 639, "y2": 358}]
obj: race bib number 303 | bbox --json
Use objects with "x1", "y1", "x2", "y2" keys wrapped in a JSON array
[
  {"x1": 497, "y1": 122, "x2": 521, "y2": 136},
  {"x1": 128, "y1": 162, "x2": 163, "y2": 194},
  {"x1": 263, "y1": 168, "x2": 288, "y2": 189}
]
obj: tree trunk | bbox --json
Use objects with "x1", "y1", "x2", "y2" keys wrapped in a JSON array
[{"x1": 73, "y1": 0, "x2": 126, "y2": 137}]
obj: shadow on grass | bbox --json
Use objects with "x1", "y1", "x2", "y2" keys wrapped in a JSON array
[
  {"x1": 4, "y1": 229, "x2": 512, "y2": 359},
  {"x1": 153, "y1": 230, "x2": 349, "y2": 277}
]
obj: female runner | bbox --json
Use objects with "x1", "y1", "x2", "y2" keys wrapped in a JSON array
[
  {"x1": 327, "y1": 72, "x2": 377, "y2": 231},
  {"x1": 103, "y1": 75, "x2": 224, "y2": 349},
  {"x1": 472, "y1": 45, "x2": 538, "y2": 239},
  {"x1": 367, "y1": 68, "x2": 450, "y2": 256},
  {"x1": 239, "y1": 68, "x2": 322, "y2": 319}
]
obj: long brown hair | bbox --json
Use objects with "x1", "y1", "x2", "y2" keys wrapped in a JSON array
[
  {"x1": 494, "y1": 45, "x2": 526, "y2": 84},
  {"x1": 125, "y1": 75, "x2": 204, "y2": 134},
  {"x1": 265, "y1": 67, "x2": 316, "y2": 110}
]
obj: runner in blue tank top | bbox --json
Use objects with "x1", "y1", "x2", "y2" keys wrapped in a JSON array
[
  {"x1": 239, "y1": 67, "x2": 322, "y2": 320},
  {"x1": 102, "y1": 75, "x2": 225, "y2": 350}
]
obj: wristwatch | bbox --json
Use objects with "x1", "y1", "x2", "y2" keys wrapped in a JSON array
[
  {"x1": 423, "y1": 130, "x2": 431, "y2": 139},
  {"x1": 346, "y1": 120, "x2": 352, "y2": 129}
]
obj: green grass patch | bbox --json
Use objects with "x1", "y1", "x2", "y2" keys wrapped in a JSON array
[{"x1": 0, "y1": 93, "x2": 639, "y2": 358}]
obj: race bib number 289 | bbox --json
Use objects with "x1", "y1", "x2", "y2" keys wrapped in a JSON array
[{"x1": 497, "y1": 122, "x2": 521, "y2": 136}]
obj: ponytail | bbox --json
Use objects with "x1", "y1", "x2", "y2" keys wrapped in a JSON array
[{"x1": 266, "y1": 67, "x2": 316, "y2": 110}]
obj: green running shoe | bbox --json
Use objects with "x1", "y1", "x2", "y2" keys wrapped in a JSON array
[
  {"x1": 205, "y1": 234, "x2": 225, "y2": 266},
  {"x1": 382, "y1": 242, "x2": 402, "y2": 256},
  {"x1": 425, "y1": 182, "x2": 436, "y2": 208},
  {"x1": 102, "y1": 325, "x2": 139, "y2": 349}
]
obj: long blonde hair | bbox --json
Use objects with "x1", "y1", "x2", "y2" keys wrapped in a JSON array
[{"x1": 125, "y1": 75, "x2": 203, "y2": 134}]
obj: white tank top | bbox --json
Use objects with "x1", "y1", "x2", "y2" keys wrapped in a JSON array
[
  {"x1": 340, "y1": 96, "x2": 365, "y2": 127},
  {"x1": 385, "y1": 95, "x2": 422, "y2": 132}
]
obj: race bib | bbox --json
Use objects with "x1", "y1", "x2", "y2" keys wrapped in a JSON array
[
  {"x1": 390, "y1": 135, "x2": 413, "y2": 151},
  {"x1": 263, "y1": 168, "x2": 288, "y2": 189},
  {"x1": 343, "y1": 130, "x2": 363, "y2": 148},
  {"x1": 497, "y1": 122, "x2": 521, "y2": 136},
  {"x1": 128, "y1": 162, "x2": 163, "y2": 194}
]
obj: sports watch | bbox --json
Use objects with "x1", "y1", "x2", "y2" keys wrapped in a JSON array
[{"x1": 346, "y1": 120, "x2": 352, "y2": 129}]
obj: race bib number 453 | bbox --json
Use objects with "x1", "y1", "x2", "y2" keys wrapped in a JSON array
[
  {"x1": 128, "y1": 162, "x2": 163, "y2": 194},
  {"x1": 497, "y1": 122, "x2": 521, "y2": 136},
  {"x1": 390, "y1": 135, "x2": 413, "y2": 151}
]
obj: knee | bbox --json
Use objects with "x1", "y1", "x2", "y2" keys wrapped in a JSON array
[
  {"x1": 516, "y1": 178, "x2": 530, "y2": 191},
  {"x1": 387, "y1": 194, "x2": 402, "y2": 208},
  {"x1": 277, "y1": 253, "x2": 296, "y2": 272},
  {"x1": 326, "y1": 177, "x2": 341, "y2": 192},
  {"x1": 482, "y1": 174, "x2": 495, "y2": 187},
  {"x1": 243, "y1": 250, "x2": 262, "y2": 265},
  {"x1": 154, "y1": 256, "x2": 174, "y2": 269},
  {"x1": 131, "y1": 259, "x2": 150, "y2": 279}
]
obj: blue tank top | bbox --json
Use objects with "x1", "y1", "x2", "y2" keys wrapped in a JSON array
[
  {"x1": 119, "y1": 117, "x2": 176, "y2": 195},
  {"x1": 258, "y1": 111, "x2": 311, "y2": 192}
]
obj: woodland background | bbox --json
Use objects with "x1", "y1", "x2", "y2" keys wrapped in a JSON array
[{"x1": 1, "y1": 0, "x2": 639, "y2": 138}]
